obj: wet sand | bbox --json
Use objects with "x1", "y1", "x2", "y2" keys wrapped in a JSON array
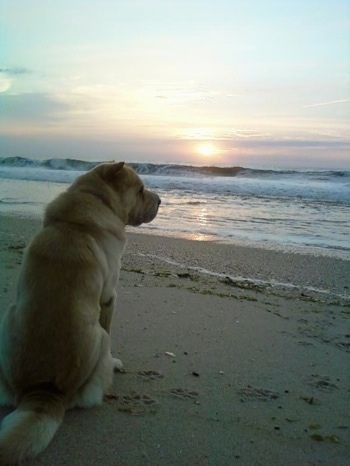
[{"x1": 0, "y1": 213, "x2": 349, "y2": 465}]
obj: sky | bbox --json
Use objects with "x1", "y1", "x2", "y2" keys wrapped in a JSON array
[{"x1": 1, "y1": 0, "x2": 349, "y2": 168}]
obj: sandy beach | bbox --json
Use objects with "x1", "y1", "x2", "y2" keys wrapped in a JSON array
[{"x1": 0, "y1": 213, "x2": 349, "y2": 465}]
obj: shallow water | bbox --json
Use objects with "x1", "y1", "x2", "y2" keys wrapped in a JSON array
[{"x1": 0, "y1": 159, "x2": 349, "y2": 258}]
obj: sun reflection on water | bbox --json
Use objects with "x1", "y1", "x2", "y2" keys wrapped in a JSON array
[{"x1": 197, "y1": 206, "x2": 208, "y2": 227}]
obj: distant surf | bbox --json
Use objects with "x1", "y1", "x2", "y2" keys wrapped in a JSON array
[
  {"x1": 0, "y1": 156, "x2": 349, "y2": 257},
  {"x1": 1, "y1": 155, "x2": 349, "y2": 179}
]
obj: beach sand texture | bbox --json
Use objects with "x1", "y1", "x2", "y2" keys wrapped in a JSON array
[{"x1": 0, "y1": 214, "x2": 349, "y2": 465}]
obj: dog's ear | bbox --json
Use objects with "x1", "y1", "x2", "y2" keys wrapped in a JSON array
[
  {"x1": 110, "y1": 161, "x2": 125, "y2": 175},
  {"x1": 93, "y1": 162, "x2": 125, "y2": 181},
  {"x1": 107, "y1": 161, "x2": 125, "y2": 182},
  {"x1": 95, "y1": 161, "x2": 125, "y2": 180}
]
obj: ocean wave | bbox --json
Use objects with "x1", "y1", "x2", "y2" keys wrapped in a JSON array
[
  {"x1": 0, "y1": 198, "x2": 39, "y2": 205},
  {"x1": 1, "y1": 156, "x2": 349, "y2": 179},
  {"x1": 0, "y1": 156, "x2": 246, "y2": 177},
  {"x1": 0, "y1": 157, "x2": 349, "y2": 205},
  {"x1": 0, "y1": 156, "x2": 99, "y2": 172},
  {"x1": 241, "y1": 167, "x2": 350, "y2": 180}
]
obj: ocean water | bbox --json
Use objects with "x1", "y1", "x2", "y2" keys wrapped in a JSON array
[{"x1": 0, "y1": 157, "x2": 349, "y2": 258}]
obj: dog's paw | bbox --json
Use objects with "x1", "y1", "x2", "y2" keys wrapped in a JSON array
[{"x1": 113, "y1": 358, "x2": 125, "y2": 372}]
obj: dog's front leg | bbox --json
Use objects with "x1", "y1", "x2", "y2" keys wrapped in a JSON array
[
  {"x1": 99, "y1": 292, "x2": 116, "y2": 335},
  {"x1": 99, "y1": 292, "x2": 123, "y2": 372}
]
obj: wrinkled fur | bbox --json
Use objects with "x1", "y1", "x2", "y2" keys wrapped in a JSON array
[{"x1": 0, "y1": 162, "x2": 160, "y2": 464}]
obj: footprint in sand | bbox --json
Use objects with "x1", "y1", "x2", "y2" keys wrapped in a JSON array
[
  {"x1": 169, "y1": 388, "x2": 199, "y2": 400},
  {"x1": 105, "y1": 392, "x2": 158, "y2": 415},
  {"x1": 237, "y1": 386, "x2": 280, "y2": 401},
  {"x1": 307, "y1": 375, "x2": 338, "y2": 391},
  {"x1": 137, "y1": 370, "x2": 164, "y2": 381},
  {"x1": 336, "y1": 334, "x2": 350, "y2": 352}
]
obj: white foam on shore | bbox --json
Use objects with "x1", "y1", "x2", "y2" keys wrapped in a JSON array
[
  {"x1": 136, "y1": 225, "x2": 350, "y2": 260},
  {"x1": 137, "y1": 252, "x2": 350, "y2": 302},
  {"x1": 1, "y1": 168, "x2": 349, "y2": 257}
]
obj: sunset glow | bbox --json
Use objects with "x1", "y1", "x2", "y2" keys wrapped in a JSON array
[
  {"x1": 0, "y1": 1, "x2": 349, "y2": 168},
  {"x1": 196, "y1": 143, "x2": 218, "y2": 157}
]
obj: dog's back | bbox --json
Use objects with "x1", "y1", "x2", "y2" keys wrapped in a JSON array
[{"x1": 0, "y1": 162, "x2": 160, "y2": 464}]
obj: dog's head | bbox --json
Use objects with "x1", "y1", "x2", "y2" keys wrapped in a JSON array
[{"x1": 93, "y1": 162, "x2": 161, "y2": 226}]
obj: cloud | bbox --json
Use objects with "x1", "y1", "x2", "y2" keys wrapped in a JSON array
[
  {"x1": 226, "y1": 128, "x2": 271, "y2": 139},
  {"x1": 0, "y1": 76, "x2": 11, "y2": 93},
  {"x1": 303, "y1": 99, "x2": 350, "y2": 108},
  {"x1": 0, "y1": 67, "x2": 31, "y2": 75},
  {"x1": 0, "y1": 92, "x2": 71, "y2": 121},
  {"x1": 0, "y1": 67, "x2": 32, "y2": 93},
  {"x1": 231, "y1": 138, "x2": 350, "y2": 151},
  {"x1": 179, "y1": 127, "x2": 272, "y2": 141}
]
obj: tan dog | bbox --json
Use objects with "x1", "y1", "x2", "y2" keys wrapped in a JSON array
[{"x1": 0, "y1": 162, "x2": 160, "y2": 464}]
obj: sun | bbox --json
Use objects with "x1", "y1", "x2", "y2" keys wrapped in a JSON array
[{"x1": 196, "y1": 143, "x2": 218, "y2": 157}]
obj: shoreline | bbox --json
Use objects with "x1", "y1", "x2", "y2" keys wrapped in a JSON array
[
  {"x1": 0, "y1": 212, "x2": 349, "y2": 465},
  {"x1": 0, "y1": 212, "x2": 349, "y2": 301},
  {"x1": 1, "y1": 207, "x2": 350, "y2": 261},
  {"x1": 137, "y1": 225, "x2": 350, "y2": 261},
  {"x1": 125, "y1": 232, "x2": 350, "y2": 304}
]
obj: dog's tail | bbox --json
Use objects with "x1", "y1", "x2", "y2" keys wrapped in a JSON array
[{"x1": 0, "y1": 385, "x2": 65, "y2": 465}]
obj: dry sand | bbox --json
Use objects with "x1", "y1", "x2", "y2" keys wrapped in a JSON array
[{"x1": 0, "y1": 213, "x2": 349, "y2": 465}]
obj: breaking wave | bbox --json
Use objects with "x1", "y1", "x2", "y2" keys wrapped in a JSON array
[
  {"x1": 0, "y1": 156, "x2": 349, "y2": 205},
  {"x1": 1, "y1": 155, "x2": 349, "y2": 178}
]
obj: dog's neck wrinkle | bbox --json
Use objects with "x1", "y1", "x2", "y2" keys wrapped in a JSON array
[
  {"x1": 78, "y1": 187, "x2": 128, "y2": 225},
  {"x1": 43, "y1": 184, "x2": 128, "y2": 241},
  {"x1": 78, "y1": 187, "x2": 114, "y2": 213},
  {"x1": 44, "y1": 215, "x2": 126, "y2": 243}
]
